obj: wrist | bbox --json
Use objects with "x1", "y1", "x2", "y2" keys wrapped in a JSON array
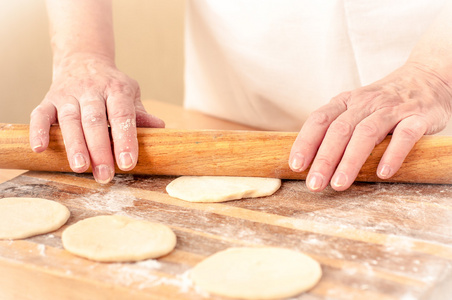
[
  {"x1": 52, "y1": 52, "x2": 116, "y2": 81},
  {"x1": 404, "y1": 61, "x2": 452, "y2": 98}
]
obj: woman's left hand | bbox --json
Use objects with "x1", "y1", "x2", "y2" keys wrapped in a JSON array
[{"x1": 289, "y1": 62, "x2": 452, "y2": 192}]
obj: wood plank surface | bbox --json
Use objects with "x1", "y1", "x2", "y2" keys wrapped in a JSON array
[
  {"x1": 0, "y1": 169, "x2": 26, "y2": 184},
  {"x1": 0, "y1": 171, "x2": 452, "y2": 299},
  {"x1": 1, "y1": 100, "x2": 452, "y2": 299}
]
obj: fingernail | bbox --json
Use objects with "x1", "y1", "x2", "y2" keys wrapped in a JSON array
[
  {"x1": 379, "y1": 164, "x2": 391, "y2": 178},
  {"x1": 31, "y1": 137, "x2": 43, "y2": 151},
  {"x1": 307, "y1": 173, "x2": 323, "y2": 191},
  {"x1": 290, "y1": 152, "x2": 305, "y2": 171},
  {"x1": 332, "y1": 172, "x2": 347, "y2": 188},
  {"x1": 94, "y1": 164, "x2": 114, "y2": 184},
  {"x1": 72, "y1": 153, "x2": 87, "y2": 169},
  {"x1": 119, "y1": 152, "x2": 134, "y2": 170}
]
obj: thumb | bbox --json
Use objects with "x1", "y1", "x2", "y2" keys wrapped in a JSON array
[{"x1": 135, "y1": 101, "x2": 165, "y2": 128}]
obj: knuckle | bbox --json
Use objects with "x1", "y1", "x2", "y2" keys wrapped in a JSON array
[
  {"x1": 108, "y1": 107, "x2": 136, "y2": 122},
  {"x1": 81, "y1": 105, "x2": 106, "y2": 126},
  {"x1": 398, "y1": 125, "x2": 422, "y2": 140},
  {"x1": 347, "y1": 89, "x2": 383, "y2": 110},
  {"x1": 90, "y1": 145, "x2": 113, "y2": 156},
  {"x1": 313, "y1": 155, "x2": 335, "y2": 169},
  {"x1": 388, "y1": 151, "x2": 406, "y2": 162},
  {"x1": 330, "y1": 91, "x2": 351, "y2": 105},
  {"x1": 362, "y1": 91, "x2": 383, "y2": 102},
  {"x1": 108, "y1": 80, "x2": 136, "y2": 97},
  {"x1": 329, "y1": 120, "x2": 353, "y2": 137},
  {"x1": 297, "y1": 138, "x2": 316, "y2": 150},
  {"x1": 58, "y1": 103, "x2": 81, "y2": 123},
  {"x1": 30, "y1": 106, "x2": 43, "y2": 118},
  {"x1": 30, "y1": 104, "x2": 49, "y2": 119},
  {"x1": 66, "y1": 139, "x2": 86, "y2": 152},
  {"x1": 135, "y1": 85, "x2": 142, "y2": 99},
  {"x1": 308, "y1": 111, "x2": 330, "y2": 126},
  {"x1": 355, "y1": 121, "x2": 379, "y2": 138}
]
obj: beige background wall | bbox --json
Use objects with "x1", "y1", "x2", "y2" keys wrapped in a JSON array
[{"x1": 0, "y1": 0, "x2": 184, "y2": 124}]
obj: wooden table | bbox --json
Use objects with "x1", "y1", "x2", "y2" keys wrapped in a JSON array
[{"x1": 1, "y1": 100, "x2": 452, "y2": 300}]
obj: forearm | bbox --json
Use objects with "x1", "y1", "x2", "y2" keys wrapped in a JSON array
[
  {"x1": 46, "y1": 0, "x2": 115, "y2": 71},
  {"x1": 407, "y1": 2, "x2": 452, "y2": 85}
]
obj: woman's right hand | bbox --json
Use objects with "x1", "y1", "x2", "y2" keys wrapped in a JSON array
[{"x1": 29, "y1": 53, "x2": 165, "y2": 183}]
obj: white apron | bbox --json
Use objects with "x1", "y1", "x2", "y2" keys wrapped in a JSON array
[{"x1": 184, "y1": 0, "x2": 449, "y2": 133}]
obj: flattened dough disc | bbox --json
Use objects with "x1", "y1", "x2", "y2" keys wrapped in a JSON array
[
  {"x1": 0, "y1": 197, "x2": 70, "y2": 239},
  {"x1": 62, "y1": 215, "x2": 177, "y2": 262},
  {"x1": 191, "y1": 247, "x2": 322, "y2": 299},
  {"x1": 166, "y1": 176, "x2": 281, "y2": 202}
]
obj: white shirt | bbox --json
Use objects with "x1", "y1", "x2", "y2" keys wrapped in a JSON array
[{"x1": 184, "y1": 0, "x2": 448, "y2": 132}]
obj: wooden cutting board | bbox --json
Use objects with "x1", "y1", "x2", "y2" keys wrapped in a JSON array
[{"x1": 1, "y1": 170, "x2": 452, "y2": 300}]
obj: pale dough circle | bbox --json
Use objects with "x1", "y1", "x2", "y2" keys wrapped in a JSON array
[
  {"x1": 0, "y1": 197, "x2": 70, "y2": 240},
  {"x1": 166, "y1": 176, "x2": 281, "y2": 202},
  {"x1": 191, "y1": 247, "x2": 322, "y2": 299},
  {"x1": 62, "y1": 215, "x2": 177, "y2": 262}
]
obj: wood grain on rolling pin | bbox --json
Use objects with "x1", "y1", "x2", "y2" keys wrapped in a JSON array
[{"x1": 1, "y1": 123, "x2": 452, "y2": 184}]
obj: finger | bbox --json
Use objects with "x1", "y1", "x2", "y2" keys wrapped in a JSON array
[
  {"x1": 377, "y1": 116, "x2": 427, "y2": 179},
  {"x1": 106, "y1": 92, "x2": 138, "y2": 171},
  {"x1": 305, "y1": 108, "x2": 374, "y2": 192},
  {"x1": 330, "y1": 110, "x2": 398, "y2": 191},
  {"x1": 289, "y1": 92, "x2": 350, "y2": 173},
  {"x1": 55, "y1": 99, "x2": 90, "y2": 173},
  {"x1": 135, "y1": 100, "x2": 165, "y2": 128},
  {"x1": 133, "y1": 87, "x2": 165, "y2": 128},
  {"x1": 80, "y1": 97, "x2": 115, "y2": 184},
  {"x1": 29, "y1": 102, "x2": 57, "y2": 153}
]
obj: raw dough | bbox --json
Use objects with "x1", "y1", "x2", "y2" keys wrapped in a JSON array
[
  {"x1": 166, "y1": 176, "x2": 281, "y2": 202},
  {"x1": 191, "y1": 247, "x2": 322, "y2": 299},
  {"x1": 0, "y1": 197, "x2": 70, "y2": 239},
  {"x1": 62, "y1": 215, "x2": 177, "y2": 262}
]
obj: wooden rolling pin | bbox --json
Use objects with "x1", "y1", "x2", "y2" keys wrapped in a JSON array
[{"x1": 1, "y1": 123, "x2": 452, "y2": 184}]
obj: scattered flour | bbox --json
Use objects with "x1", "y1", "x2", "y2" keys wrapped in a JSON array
[
  {"x1": 105, "y1": 262, "x2": 208, "y2": 296},
  {"x1": 119, "y1": 119, "x2": 136, "y2": 131},
  {"x1": 73, "y1": 187, "x2": 136, "y2": 214},
  {"x1": 111, "y1": 174, "x2": 136, "y2": 185},
  {"x1": 135, "y1": 259, "x2": 162, "y2": 270},
  {"x1": 37, "y1": 244, "x2": 46, "y2": 256}
]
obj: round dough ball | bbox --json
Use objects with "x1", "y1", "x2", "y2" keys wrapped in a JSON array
[
  {"x1": 191, "y1": 247, "x2": 322, "y2": 299},
  {"x1": 166, "y1": 176, "x2": 281, "y2": 202},
  {"x1": 62, "y1": 215, "x2": 176, "y2": 262},
  {"x1": 0, "y1": 197, "x2": 70, "y2": 239}
]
